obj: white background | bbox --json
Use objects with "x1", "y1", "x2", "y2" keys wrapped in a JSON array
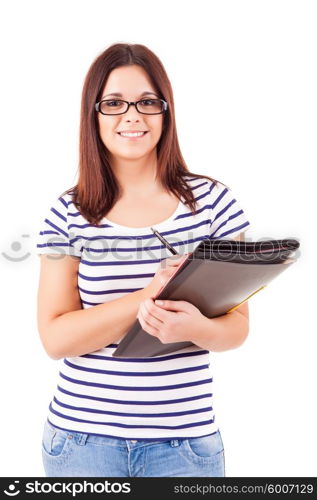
[{"x1": 0, "y1": 0, "x2": 316, "y2": 477}]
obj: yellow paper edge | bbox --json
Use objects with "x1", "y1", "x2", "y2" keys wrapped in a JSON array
[{"x1": 226, "y1": 286, "x2": 267, "y2": 313}]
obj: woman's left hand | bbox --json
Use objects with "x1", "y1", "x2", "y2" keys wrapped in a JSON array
[{"x1": 136, "y1": 298, "x2": 208, "y2": 344}]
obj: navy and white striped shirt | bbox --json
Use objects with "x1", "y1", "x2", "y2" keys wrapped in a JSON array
[{"x1": 36, "y1": 176, "x2": 251, "y2": 440}]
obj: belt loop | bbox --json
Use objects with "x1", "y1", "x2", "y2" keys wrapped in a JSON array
[
  {"x1": 170, "y1": 439, "x2": 180, "y2": 447},
  {"x1": 76, "y1": 432, "x2": 89, "y2": 446}
]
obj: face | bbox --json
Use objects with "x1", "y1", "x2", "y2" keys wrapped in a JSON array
[{"x1": 97, "y1": 65, "x2": 164, "y2": 164}]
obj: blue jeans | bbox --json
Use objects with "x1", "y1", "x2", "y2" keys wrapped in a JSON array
[{"x1": 41, "y1": 419, "x2": 225, "y2": 477}]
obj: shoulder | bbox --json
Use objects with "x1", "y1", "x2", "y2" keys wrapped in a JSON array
[
  {"x1": 55, "y1": 190, "x2": 76, "y2": 213},
  {"x1": 42, "y1": 191, "x2": 76, "y2": 228},
  {"x1": 182, "y1": 174, "x2": 229, "y2": 202}
]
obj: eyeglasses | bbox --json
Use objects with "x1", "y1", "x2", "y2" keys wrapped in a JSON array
[{"x1": 95, "y1": 98, "x2": 168, "y2": 115}]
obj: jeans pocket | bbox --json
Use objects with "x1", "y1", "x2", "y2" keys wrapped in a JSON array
[
  {"x1": 41, "y1": 420, "x2": 73, "y2": 458},
  {"x1": 183, "y1": 431, "x2": 224, "y2": 464}
]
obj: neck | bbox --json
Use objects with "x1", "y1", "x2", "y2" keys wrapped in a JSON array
[{"x1": 110, "y1": 151, "x2": 164, "y2": 197}]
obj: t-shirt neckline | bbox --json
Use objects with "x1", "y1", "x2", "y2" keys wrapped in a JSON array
[{"x1": 101, "y1": 197, "x2": 184, "y2": 233}]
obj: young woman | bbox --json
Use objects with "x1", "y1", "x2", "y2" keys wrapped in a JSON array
[{"x1": 37, "y1": 42, "x2": 251, "y2": 477}]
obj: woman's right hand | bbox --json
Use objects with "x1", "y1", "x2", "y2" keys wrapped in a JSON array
[{"x1": 144, "y1": 254, "x2": 189, "y2": 299}]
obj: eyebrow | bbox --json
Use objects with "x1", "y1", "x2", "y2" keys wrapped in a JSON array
[{"x1": 102, "y1": 91, "x2": 159, "y2": 99}]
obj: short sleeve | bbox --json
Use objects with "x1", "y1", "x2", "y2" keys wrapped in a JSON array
[
  {"x1": 36, "y1": 194, "x2": 82, "y2": 257},
  {"x1": 209, "y1": 183, "x2": 251, "y2": 239}
]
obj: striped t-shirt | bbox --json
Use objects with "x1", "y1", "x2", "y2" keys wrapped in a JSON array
[{"x1": 36, "y1": 175, "x2": 251, "y2": 440}]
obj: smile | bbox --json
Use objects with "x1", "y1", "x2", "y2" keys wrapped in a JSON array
[{"x1": 118, "y1": 131, "x2": 148, "y2": 138}]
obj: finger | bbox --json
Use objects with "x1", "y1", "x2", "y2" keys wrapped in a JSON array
[
  {"x1": 166, "y1": 257, "x2": 184, "y2": 265},
  {"x1": 168, "y1": 255, "x2": 187, "y2": 265},
  {"x1": 143, "y1": 298, "x2": 174, "y2": 323},
  {"x1": 137, "y1": 308, "x2": 160, "y2": 337},
  {"x1": 159, "y1": 268, "x2": 179, "y2": 284},
  {"x1": 141, "y1": 300, "x2": 165, "y2": 328},
  {"x1": 161, "y1": 255, "x2": 187, "y2": 269},
  {"x1": 168, "y1": 253, "x2": 188, "y2": 261},
  {"x1": 154, "y1": 299, "x2": 191, "y2": 312}
]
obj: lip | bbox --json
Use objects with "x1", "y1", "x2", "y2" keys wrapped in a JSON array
[{"x1": 118, "y1": 130, "x2": 148, "y2": 133}]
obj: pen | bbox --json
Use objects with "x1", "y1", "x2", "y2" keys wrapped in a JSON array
[{"x1": 150, "y1": 227, "x2": 179, "y2": 255}]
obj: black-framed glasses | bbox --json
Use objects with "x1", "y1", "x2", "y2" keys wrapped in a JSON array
[{"x1": 95, "y1": 98, "x2": 168, "y2": 115}]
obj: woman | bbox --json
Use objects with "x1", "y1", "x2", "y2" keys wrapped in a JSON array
[{"x1": 36, "y1": 42, "x2": 251, "y2": 477}]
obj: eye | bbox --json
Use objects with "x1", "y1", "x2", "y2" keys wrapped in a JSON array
[
  {"x1": 140, "y1": 99, "x2": 156, "y2": 105},
  {"x1": 105, "y1": 100, "x2": 124, "y2": 107}
]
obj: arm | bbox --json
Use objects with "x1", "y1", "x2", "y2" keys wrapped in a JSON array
[
  {"x1": 191, "y1": 303, "x2": 249, "y2": 352},
  {"x1": 45, "y1": 289, "x2": 150, "y2": 360},
  {"x1": 37, "y1": 254, "x2": 150, "y2": 360},
  {"x1": 37, "y1": 252, "x2": 183, "y2": 360}
]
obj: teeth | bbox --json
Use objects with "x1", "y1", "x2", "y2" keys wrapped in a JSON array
[{"x1": 119, "y1": 132, "x2": 145, "y2": 137}]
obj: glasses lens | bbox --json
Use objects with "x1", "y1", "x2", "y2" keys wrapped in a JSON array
[
  {"x1": 137, "y1": 99, "x2": 164, "y2": 114},
  {"x1": 99, "y1": 100, "x2": 128, "y2": 115}
]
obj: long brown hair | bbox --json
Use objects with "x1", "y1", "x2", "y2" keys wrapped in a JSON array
[{"x1": 62, "y1": 43, "x2": 226, "y2": 226}]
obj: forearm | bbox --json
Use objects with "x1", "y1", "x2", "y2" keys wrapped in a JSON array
[
  {"x1": 45, "y1": 288, "x2": 150, "y2": 360},
  {"x1": 192, "y1": 311, "x2": 249, "y2": 352}
]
